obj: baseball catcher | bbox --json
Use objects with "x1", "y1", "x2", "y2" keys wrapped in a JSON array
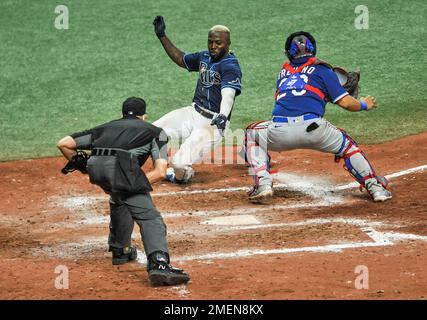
[{"x1": 243, "y1": 31, "x2": 392, "y2": 203}]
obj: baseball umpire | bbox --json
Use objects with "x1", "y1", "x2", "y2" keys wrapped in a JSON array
[
  {"x1": 57, "y1": 97, "x2": 190, "y2": 286},
  {"x1": 152, "y1": 16, "x2": 242, "y2": 183},
  {"x1": 244, "y1": 31, "x2": 392, "y2": 203}
]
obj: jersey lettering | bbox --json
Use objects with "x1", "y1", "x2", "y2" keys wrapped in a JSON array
[
  {"x1": 276, "y1": 73, "x2": 308, "y2": 100},
  {"x1": 200, "y1": 62, "x2": 221, "y2": 87}
]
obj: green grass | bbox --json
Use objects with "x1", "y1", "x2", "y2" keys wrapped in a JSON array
[{"x1": 1, "y1": 0, "x2": 426, "y2": 161}]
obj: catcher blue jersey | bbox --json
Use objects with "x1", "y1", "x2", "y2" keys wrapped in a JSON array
[
  {"x1": 183, "y1": 51, "x2": 242, "y2": 113},
  {"x1": 272, "y1": 57, "x2": 348, "y2": 117}
]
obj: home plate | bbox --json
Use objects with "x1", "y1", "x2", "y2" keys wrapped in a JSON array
[{"x1": 202, "y1": 215, "x2": 261, "y2": 226}]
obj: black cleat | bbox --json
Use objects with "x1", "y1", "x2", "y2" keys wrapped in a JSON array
[
  {"x1": 147, "y1": 251, "x2": 190, "y2": 286},
  {"x1": 110, "y1": 246, "x2": 137, "y2": 265}
]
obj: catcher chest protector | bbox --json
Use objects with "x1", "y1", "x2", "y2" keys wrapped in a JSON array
[{"x1": 87, "y1": 148, "x2": 152, "y2": 194}]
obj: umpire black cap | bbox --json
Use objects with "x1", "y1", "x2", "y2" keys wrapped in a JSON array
[{"x1": 122, "y1": 97, "x2": 146, "y2": 116}]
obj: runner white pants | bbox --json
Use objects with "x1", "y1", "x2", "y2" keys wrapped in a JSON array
[
  {"x1": 246, "y1": 115, "x2": 375, "y2": 187},
  {"x1": 153, "y1": 104, "x2": 226, "y2": 182}
]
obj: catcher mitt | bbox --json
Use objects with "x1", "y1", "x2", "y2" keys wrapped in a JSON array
[
  {"x1": 333, "y1": 66, "x2": 360, "y2": 98},
  {"x1": 61, "y1": 150, "x2": 89, "y2": 174}
]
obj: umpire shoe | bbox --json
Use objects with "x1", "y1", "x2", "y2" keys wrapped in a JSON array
[
  {"x1": 110, "y1": 246, "x2": 138, "y2": 265},
  {"x1": 147, "y1": 251, "x2": 190, "y2": 286},
  {"x1": 365, "y1": 179, "x2": 393, "y2": 202},
  {"x1": 248, "y1": 184, "x2": 273, "y2": 202}
]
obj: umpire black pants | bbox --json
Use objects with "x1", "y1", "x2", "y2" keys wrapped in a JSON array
[{"x1": 108, "y1": 192, "x2": 168, "y2": 257}]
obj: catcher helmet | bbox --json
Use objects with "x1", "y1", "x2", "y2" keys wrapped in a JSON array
[{"x1": 285, "y1": 31, "x2": 317, "y2": 61}]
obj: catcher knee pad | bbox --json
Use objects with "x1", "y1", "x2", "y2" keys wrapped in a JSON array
[
  {"x1": 241, "y1": 122, "x2": 259, "y2": 160},
  {"x1": 243, "y1": 120, "x2": 270, "y2": 164}
]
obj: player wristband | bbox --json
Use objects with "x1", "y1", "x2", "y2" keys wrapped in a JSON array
[{"x1": 359, "y1": 100, "x2": 368, "y2": 111}]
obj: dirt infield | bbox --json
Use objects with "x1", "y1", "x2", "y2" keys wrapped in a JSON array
[{"x1": 0, "y1": 132, "x2": 426, "y2": 300}]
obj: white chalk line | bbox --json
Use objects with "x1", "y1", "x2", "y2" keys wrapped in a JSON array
[
  {"x1": 28, "y1": 236, "x2": 109, "y2": 259},
  {"x1": 54, "y1": 188, "x2": 341, "y2": 226},
  {"x1": 53, "y1": 164, "x2": 426, "y2": 211},
  {"x1": 51, "y1": 199, "x2": 351, "y2": 229},
  {"x1": 66, "y1": 200, "x2": 330, "y2": 225},
  {"x1": 135, "y1": 217, "x2": 427, "y2": 264},
  {"x1": 167, "y1": 285, "x2": 191, "y2": 297},
  {"x1": 167, "y1": 217, "x2": 391, "y2": 236},
  {"x1": 37, "y1": 163, "x2": 425, "y2": 261},
  {"x1": 67, "y1": 197, "x2": 351, "y2": 226},
  {"x1": 31, "y1": 216, "x2": 427, "y2": 261},
  {"x1": 151, "y1": 164, "x2": 427, "y2": 196},
  {"x1": 161, "y1": 200, "x2": 339, "y2": 219},
  {"x1": 50, "y1": 163, "x2": 426, "y2": 226}
]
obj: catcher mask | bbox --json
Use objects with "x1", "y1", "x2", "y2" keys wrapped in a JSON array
[{"x1": 285, "y1": 31, "x2": 317, "y2": 61}]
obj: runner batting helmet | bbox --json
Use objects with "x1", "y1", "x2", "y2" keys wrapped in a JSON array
[{"x1": 285, "y1": 31, "x2": 317, "y2": 61}]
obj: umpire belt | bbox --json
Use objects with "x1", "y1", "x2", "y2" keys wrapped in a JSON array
[
  {"x1": 92, "y1": 148, "x2": 121, "y2": 156},
  {"x1": 194, "y1": 104, "x2": 215, "y2": 119},
  {"x1": 272, "y1": 113, "x2": 320, "y2": 123}
]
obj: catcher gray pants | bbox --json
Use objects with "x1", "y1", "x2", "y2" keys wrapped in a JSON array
[
  {"x1": 108, "y1": 192, "x2": 168, "y2": 256},
  {"x1": 246, "y1": 116, "x2": 375, "y2": 187}
]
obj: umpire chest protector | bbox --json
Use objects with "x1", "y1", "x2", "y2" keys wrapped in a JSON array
[{"x1": 86, "y1": 118, "x2": 164, "y2": 194}]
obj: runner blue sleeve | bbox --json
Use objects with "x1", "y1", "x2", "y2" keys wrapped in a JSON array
[
  {"x1": 220, "y1": 59, "x2": 242, "y2": 96},
  {"x1": 183, "y1": 52, "x2": 201, "y2": 72}
]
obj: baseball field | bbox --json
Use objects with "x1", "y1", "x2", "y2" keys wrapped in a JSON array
[{"x1": 1, "y1": 0, "x2": 426, "y2": 301}]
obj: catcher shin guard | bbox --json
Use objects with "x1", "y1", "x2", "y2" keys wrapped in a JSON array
[
  {"x1": 335, "y1": 129, "x2": 389, "y2": 191},
  {"x1": 245, "y1": 121, "x2": 272, "y2": 191}
]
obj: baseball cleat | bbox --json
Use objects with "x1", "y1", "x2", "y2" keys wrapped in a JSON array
[
  {"x1": 165, "y1": 167, "x2": 193, "y2": 184},
  {"x1": 110, "y1": 246, "x2": 138, "y2": 265},
  {"x1": 366, "y1": 179, "x2": 392, "y2": 202},
  {"x1": 371, "y1": 188, "x2": 393, "y2": 202},
  {"x1": 147, "y1": 251, "x2": 190, "y2": 286},
  {"x1": 148, "y1": 267, "x2": 190, "y2": 287},
  {"x1": 248, "y1": 184, "x2": 273, "y2": 202}
]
